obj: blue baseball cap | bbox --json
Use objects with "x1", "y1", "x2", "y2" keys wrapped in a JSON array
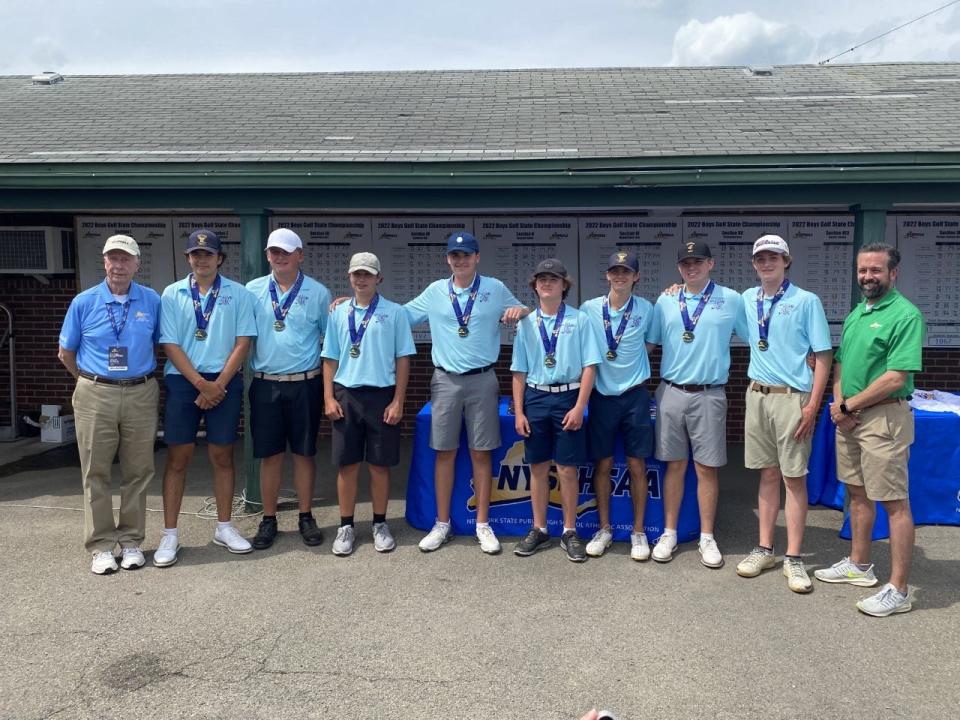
[
  {"x1": 607, "y1": 249, "x2": 639, "y2": 272},
  {"x1": 446, "y1": 231, "x2": 479, "y2": 255},
  {"x1": 185, "y1": 229, "x2": 221, "y2": 254}
]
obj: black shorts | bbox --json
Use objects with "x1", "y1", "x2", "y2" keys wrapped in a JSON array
[
  {"x1": 332, "y1": 384, "x2": 400, "y2": 467},
  {"x1": 249, "y1": 376, "x2": 323, "y2": 458}
]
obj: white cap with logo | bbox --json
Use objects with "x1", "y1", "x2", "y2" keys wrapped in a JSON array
[
  {"x1": 349, "y1": 252, "x2": 381, "y2": 275},
  {"x1": 102, "y1": 234, "x2": 141, "y2": 257},
  {"x1": 752, "y1": 234, "x2": 790, "y2": 256},
  {"x1": 265, "y1": 228, "x2": 303, "y2": 253}
]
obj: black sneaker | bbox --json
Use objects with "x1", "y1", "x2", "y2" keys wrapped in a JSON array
[
  {"x1": 561, "y1": 530, "x2": 587, "y2": 563},
  {"x1": 514, "y1": 527, "x2": 552, "y2": 556},
  {"x1": 298, "y1": 515, "x2": 324, "y2": 546},
  {"x1": 252, "y1": 518, "x2": 278, "y2": 550}
]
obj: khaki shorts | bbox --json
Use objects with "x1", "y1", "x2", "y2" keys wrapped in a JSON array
[
  {"x1": 835, "y1": 400, "x2": 914, "y2": 501},
  {"x1": 743, "y1": 387, "x2": 812, "y2": 477}
]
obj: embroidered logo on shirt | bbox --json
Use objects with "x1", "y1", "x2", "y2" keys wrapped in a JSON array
[
  {"x1": 218, "y1": 296, "x2": 232, "y2": 306},
  {"x1": 478, "y1": 291, "x2": 491, "y2": 303},
  {"x1": 777, "y1": 304, "x2": 795, "y2": 317},
  {"x1": 375, "y1": 313, "x2": 389, "y2": 324},
  {"x1": 870, "y1": 322, "x2": 882, "y2": 329},
  {"x1": 296, "y1": 295, "x2": 308, "y2": 306}
]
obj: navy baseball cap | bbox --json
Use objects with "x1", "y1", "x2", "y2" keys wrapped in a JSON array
[
  {"x1": 677, "y1": 240, "x2": 712, "y2": 261},
  {"x1": 185, "y1": 229, "x2": 221, "y2": 254},
  {"x1": 446, "y1": 232, "x2": 479, "y2": 254},
  {"x1": 607, "y1": 249, "x2": 639, "y2": 272}
]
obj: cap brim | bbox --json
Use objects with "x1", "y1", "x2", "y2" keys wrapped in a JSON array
[
  {"x1": 607, "y1": 263, "x2": 637, "y2": 271},
  {"x1": 349, "y1": 265, "x2": 380, "y2": 275}
]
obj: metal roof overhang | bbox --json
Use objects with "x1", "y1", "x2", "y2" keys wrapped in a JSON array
[{"x1": 2, "y1": 152, "x2": 960, "y2": 190}]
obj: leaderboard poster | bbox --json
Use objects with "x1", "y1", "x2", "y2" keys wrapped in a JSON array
[
  {"x1": 896, "y1": 216, "x2": 960, "y2": 346},
  {"x1": 75, "y1": 216, "x2": 176, "y2": 292},
  {"x1": 683, "y1": 216, "x2": 787, "y2": 292},
  {"x1": 172, "y1": 217, "x2": 243, "y2": 283},
  {"x1": 475, "y1": 216, "x2": 579, "y2": 342},
  {"x1": 786, "y1": 216, "x2": 854, "y2": 344},
  {"x1": 577, "y1": 216, "x2": 681, "y2": 301},
  {"x1": 271, "y1": 216, "x2": 371, "y2": 301},
  {"x1": 371, "y1": 217, "x2": 474, "y2": 341}
]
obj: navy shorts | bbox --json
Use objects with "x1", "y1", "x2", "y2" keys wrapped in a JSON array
[
  {"x1": 587, "y1": 385, "x2": 654, "y2": 461},
  {"x1": 164, "y1": 373, "x2": 242, "y2": 446},
  {"x1": 249, "y1": 376, "x2": 322, "y2": 458},
  {"x1": 332, "y1": 384, "x2": 401, "y2": 467},
  {"x1": 522, "y1": 386, "x2": 588, "y2": 467}
]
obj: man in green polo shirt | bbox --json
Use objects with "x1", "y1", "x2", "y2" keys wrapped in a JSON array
[{"x1": 814, "y1": 243, "x2": 925, "y2": 617}]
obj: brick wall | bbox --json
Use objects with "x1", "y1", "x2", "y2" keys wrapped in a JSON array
[{"x1": 3, "y1": 273, "x2": 959, "y2": 441}]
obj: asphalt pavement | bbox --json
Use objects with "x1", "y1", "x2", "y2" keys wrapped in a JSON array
[{"x1": 1, "y1": 440, "x2": 957, "y2": 720}]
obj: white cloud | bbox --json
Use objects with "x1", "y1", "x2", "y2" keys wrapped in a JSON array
[{"x1": 670, "y1": 12, "x2": 815, "y2": 67}]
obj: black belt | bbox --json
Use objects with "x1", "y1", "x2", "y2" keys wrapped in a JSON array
[
  {"x1": 435, "y1": 364, "x2": 495, "y2": 377},
  {"x1": 79, "y1": 370, "x2": 151, "y2": 386},
  {"x1": 665, "y1": 379, "x2": 724, "y2": 393}
]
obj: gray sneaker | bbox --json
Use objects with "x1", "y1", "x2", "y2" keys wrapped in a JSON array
[
  {"x1": 736, "y1": 547, "x2": 776, "y2": 578},
  {"x1": 856, "y1": 583, "x2": 912, "y2": 617},
  {"x1": 332, "y1": 525, "x2": 356, "y2": 556},
  {"x1": 560, "y1": 530, "x2": 587, "y2": 563},
  {"x1": 372, "y1": 522, "x2": 395, "y2": 553},
  {"x1": 514, "y1": 527, "x2": 552, "y2": 556},
  {"x1": 813, "y1": 557, "x2": 878, "y2": 587}
]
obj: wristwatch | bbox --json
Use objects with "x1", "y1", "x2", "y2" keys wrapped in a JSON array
[{"x1": 839, "y1": 400, "x2": 851, "y2": 415}]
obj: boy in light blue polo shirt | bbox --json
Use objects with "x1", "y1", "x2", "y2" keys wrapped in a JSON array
[
  {"x1": 734, "y1": 235, "x2": 833, "y2": 594},
  {"x1": 154, "y1": 229, "x2": 257, "y2": 567},
  {"x1": 323, "y1": 252, "x2": 416, "y2": 556},
  {"x1": 245, "y1": 228, "x2": 332, "y2": 551},
  {"x1": 580, "y1": 250, "x2": 657, "y2": 561},
  {"x1": 511, "y1": 258, "x2": 601, "y2": 563},
  {"x1": 648, "y1": 241, "x2": 748, "y2": 569},
  {"x1": 406, "y1": 232, "x2": 528, "y2": 556}
]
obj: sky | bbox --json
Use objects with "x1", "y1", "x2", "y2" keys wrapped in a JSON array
[{"x1": 2, "y1": 0, "x2": 959, "y2": 75}]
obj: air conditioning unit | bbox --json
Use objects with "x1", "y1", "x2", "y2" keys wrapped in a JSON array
[{"x1": 0, "y1": 227, "x2": 75, "y2": 274}]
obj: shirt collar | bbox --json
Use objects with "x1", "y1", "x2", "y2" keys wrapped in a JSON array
[
  {"x1": 98, "y1": 279, "x2": 143, "y2": 303},
  {"x1": 858, "y1": 287, "x2": 900, "y2": 315}
]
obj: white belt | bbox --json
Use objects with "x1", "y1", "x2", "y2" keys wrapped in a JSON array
[
  {"x1": 253, "y1": 368, "x2": 322, "y2": 382},
  {"x1": 527, "y1": 382, "x2": 581, "y2": 393}
]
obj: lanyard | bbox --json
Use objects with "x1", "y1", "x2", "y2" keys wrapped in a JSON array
[
  {"x1": 678, "y1": 280, "x2": 715, "y2": 339},
  {"x1": 348, "y1": 294, "x2": 380, "y2": 358},
  {"x1": 756, "y1": 279, "x2": 791, "y2": 350},
  {"x1": 602, "y1": 294, "x2": 634, "y2": 360},
  {"x1": 448, "y1": 274, "x2": 481, "y2": 337},
  {"x1": 536, "y1": 303, "x2": 566, "y2": 367},
  {"x1": 269, "y1": 271, "x2": 304, "y2": 331},
  {"x1": 105, "y1": 300, "x2": 131, "y2": 343},
  {"x1": 190, "y1": 273, "x2": 221, "y2": 339}
]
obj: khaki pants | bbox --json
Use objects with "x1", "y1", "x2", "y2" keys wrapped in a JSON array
[{"x1": 73, "y1": 376, "x2": 159, "y2": 553}]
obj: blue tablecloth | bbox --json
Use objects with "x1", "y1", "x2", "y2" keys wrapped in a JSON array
[
  {"x1": 807, "y1": 402, "x2": 960, "y2": 539},
  {"x1": 406, "y1": 397, "x2": 701, "y2": 541}
]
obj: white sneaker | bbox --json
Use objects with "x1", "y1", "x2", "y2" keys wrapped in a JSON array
[
  {"x1": 373, "y1": 522, "x2": 395, "y2": 553},
  {"x1": 813, "y1": 557, "x2": 878, "y2": 587},
  {"x1": 630, "y1": 532, "x2": 651, "y2": 561},
  {"x1": 857, "y1": 583, "x2": 913, "y2": 617},
  {"x1": 586, "y1": 527, "x2": 613, "y2": 557},
  {"x1": 91, "y1": 550, "x2": 118, "y2": 575},
  {"x1": 698, "y1": 537, "x2": 724, "y2": 568},
  {"x1": 153, "y1": 534, "x2": 180, "y2": 567},
  {"x1": 783, "y1": 558, "x2": 813, "y2": 594},
  {"x1": 475, "y1": 525, "x2": 501, "y2": 555},
  {"x1": 119, "y1": 547, "x2": 146, "y2": 570},
  {"x1": 736, "y1": 547, "x2": 777, "y2": 578},
  {"x1": 213, "y1": 524, "x2": 253, "y2": 554},
  {"x1": 333, "y1": 525, "x2": 356, "y2": 556},
  {"x1": 418, "y1": 522, "x2": 452, "y2": 552},
  {"x1": 651, "y1": 533, "x2": 677, "y2": 563}
]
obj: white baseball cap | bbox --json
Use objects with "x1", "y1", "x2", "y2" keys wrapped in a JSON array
[
  {"x1": 349, "y1": 252, "x2": 381, "y2": 275},
  {"x1": 102, "y1": 234, "x2": 140, "y2": 257},
  {"x1": 752, "y1": 234, "x2": 790, "y2": 256},
  {"x1": 265, "y1": 228, "x2": 303, "y2": 252}
]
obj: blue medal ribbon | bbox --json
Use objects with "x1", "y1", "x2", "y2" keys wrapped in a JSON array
[
  {"x1": 756, "y1": 279, "x2": 791, "y2": 351},
  {"x1": 678, "y1": 280, "x2": 715, "y2": 340},
  {"x1": 536, "y1": 302, "x2": 566, "y2": 367},
  {"x1": 269, "y1": 271, "x2": 304, "y2": 331},
  {"x1": 448, "y1": 274, "x2": 481, "y2": 337},
  {"x1": 602, "y1": 294, "x2": 634, "y2": 360},
  {"x1": 190, "y1": 273, "x2": 221, "y2": 339},
  {"x1": 348, "y1": 293, "x2": 380, "y2": 358}
]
